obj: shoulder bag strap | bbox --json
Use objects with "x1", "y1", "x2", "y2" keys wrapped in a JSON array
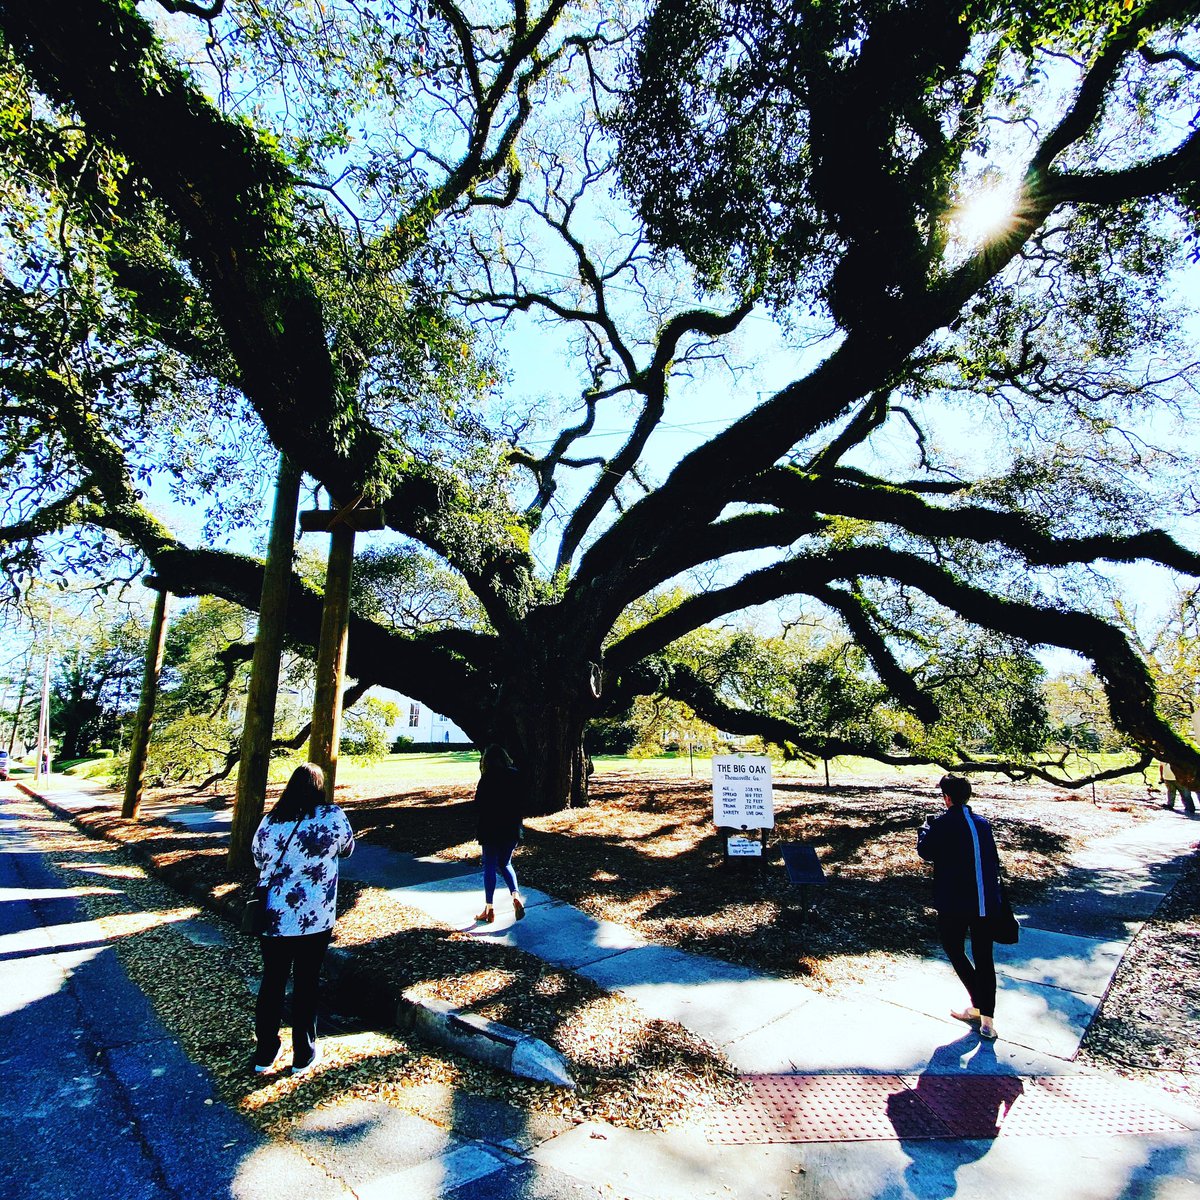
[{"x1": 260, "y1": 817, "x2": 305, "y2": 894}]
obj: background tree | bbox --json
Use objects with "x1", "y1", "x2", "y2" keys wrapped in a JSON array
[
  {"x1": 0, "y1": 640, "x2": 38, "y2": 754},
  {"x1": 1044, "y1": 669, "x2": 1124, "y2": 757},
  {"x1": 1, "y1": 0, "x2": 1199, "y2": 816},
  {"x1": 50, "y1": 613, "x2": 145, "y2": 759},
  {"x1": 1116, "y1": 587, "x2": 1200, "y2": 736}
]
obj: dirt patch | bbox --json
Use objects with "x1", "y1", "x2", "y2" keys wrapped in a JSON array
[{"x1": 1077, "y1": 847, "x2": 1200, "y2": 1106}]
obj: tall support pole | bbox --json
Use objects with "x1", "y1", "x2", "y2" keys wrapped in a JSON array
[
  {"x1": 308, "y1": 523, "x2": 356, "y2": 803},
  {"x1": 122, "y1": 589, "x2": 169, "y2": 819},
  {"x1": 229, "y1": 454, "x2": 302, "y2": 866},
  {"x1": 35, "y1": 641, "x2": 51, "y2": 783}
]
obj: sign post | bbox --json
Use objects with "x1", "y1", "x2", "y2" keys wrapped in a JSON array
[{"x1": 712, "y1": 755, "x2": 774, "y2": 868}]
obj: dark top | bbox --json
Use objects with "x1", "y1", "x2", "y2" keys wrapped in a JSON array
[
  {"x1": 917, "y1": 804, "x2": 1002, "y2": 918},
  {"x1": 474, "y1": 765, "x2": 524, "y2": 846}
]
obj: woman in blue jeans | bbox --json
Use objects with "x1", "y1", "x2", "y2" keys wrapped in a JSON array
[{"x1": 473, "y1": 745, "x2": 526, "y2": 923}]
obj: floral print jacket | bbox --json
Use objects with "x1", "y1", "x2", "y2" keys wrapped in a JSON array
[{"x1": 251, "y1": 804, "x2": 355, "y2": 936}]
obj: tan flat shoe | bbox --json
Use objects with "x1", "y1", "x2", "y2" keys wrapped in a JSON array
[{"x1": 951, "y1": 1007, "x2": 981, "y2": 1025}]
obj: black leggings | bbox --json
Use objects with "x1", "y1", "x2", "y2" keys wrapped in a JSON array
[
  {"x1": 937, "y1": 913, "x2": 996, "y2": 1018},
  {"x1": 255, "y1": 929, "x2": 332, "y2": 1068}
]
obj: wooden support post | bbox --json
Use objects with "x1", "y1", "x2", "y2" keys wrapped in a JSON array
[
  {"x1": 229, "y1": 454, "x2": 302, "y2": 866},
  {"x1": 122, "y1": 588, "x2": 169, "y2": 819},
  {"x1": 308, "y1": 523, "x2": 356, "y2": 801},
  {"x1": 296, "y1": 496, "x2": 383, "y2": 803}
]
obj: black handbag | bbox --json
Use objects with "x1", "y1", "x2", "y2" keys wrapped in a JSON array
[
  {"x1": 241, "y1": 818, "x2": 303, "y2": 936},
  {"x1": 241, "y1": 885, "x2": 271, "y2": 935},
  {"x1": 990, "y1": 889, "x2": 1020, "y2": 945}
]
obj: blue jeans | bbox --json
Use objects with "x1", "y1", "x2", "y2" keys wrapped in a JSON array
[{"x1": 482, "y1": 842, "x2": 518, "y2": 904}]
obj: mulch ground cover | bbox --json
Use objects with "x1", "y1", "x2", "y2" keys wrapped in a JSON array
[
  {"x1": 346, "y1": 771, "x2": 1144, "y2": 990},
  {"x1": 36, "y1": 766, "x2": 1200, "y2": 1131}
]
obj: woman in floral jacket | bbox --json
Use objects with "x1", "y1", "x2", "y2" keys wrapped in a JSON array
[{"x1": 250, "y1": 763, "x2": 355, "y2": 1075}]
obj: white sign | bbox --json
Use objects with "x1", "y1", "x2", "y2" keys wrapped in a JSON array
[
  {"x1": 727, "y1": 835, "x2": 763, "y2": 857},
  {"x1": 712, "y1": 755, "x2": 774, "y2": 828}
]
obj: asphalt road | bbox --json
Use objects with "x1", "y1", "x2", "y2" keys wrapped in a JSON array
[{"x1": 0, "y1": 797, "x2": 338, "y2": 1200}]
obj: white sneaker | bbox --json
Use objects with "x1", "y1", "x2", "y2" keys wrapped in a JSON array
[
  {"x1": 253, "y1": 1048, "x2": 282, "y2": 1074},
  {"x1": 291, "y1": 1046, "x2": 321, "y2": 1075}
]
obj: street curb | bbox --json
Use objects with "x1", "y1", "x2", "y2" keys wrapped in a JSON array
[
  {"x1": 16, "y1": 779, "x2": 110, "y2": 817},
  {"x1": 12, "y1": 782, "x2": 574, "y2": 1088},
  {"x1": 396, "y1": 990, "x2": 575, "y2": 1088}
]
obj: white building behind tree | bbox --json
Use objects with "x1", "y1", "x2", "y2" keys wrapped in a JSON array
[{"x1": 387, "y1": 692, "x2": 471, "y2": 746}]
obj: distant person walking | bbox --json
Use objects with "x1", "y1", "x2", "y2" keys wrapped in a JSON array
[
  {"x1": 1159, "y1": 762, "x2": 1196, "y2": 815},
  {"x1": 917, "y1": 774, "x2": 1003, "y2": 1041},
  {"x1": 473, "y1": 745, "x2": 526, "y2": 924},
  {"x1": 251, "y1": 763, "x2": 355, "y2": 1075}
]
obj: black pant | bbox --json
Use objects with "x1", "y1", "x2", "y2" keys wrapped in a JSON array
[
  {"x1": 255, "y1": 930, "x2": 332, "y2": 1068},
  {"x1": 937, "y1": 913, "x2": 996, "y2": 1018}
]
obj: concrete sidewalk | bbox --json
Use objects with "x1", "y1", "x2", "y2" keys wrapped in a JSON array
[
  {"x1": 13, "y1": 772, "x2": 1200, "y2": 1199},
  {"x1": 339, "y1": 803, "x2": 1199, "y2": 1077}
]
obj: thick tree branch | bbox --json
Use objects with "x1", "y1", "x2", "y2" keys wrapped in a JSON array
[
  {"x1": 806, "y1": 583, "x2": 939, "y2": 723},
  {"x1": 744, "y1": 470, "x2": 1200, "y2": 576},
  {"x1": 1030, "y1": 35, "x2": 1131, "y2": 173},
  {"x1": 606, "y1": 544, "x2": 1197, "y2": 767},
  {"x1": 0, "y1": 485, "x2": 99, "y2": 546},
  {"x1": 147, "y1": 544, "x2": 495, "y2": 732},
  {"x1": 1042, "y1": 128, "x2": 1200, "y2": 207},
  {"x1": 645, "y1": 661, "x2": 1134, "y2": 785},
  {"x1": 556, "y1": 298, "x2": 756, "y2": 572},
  {"x1": 804, "y1": 391, "x2": 891, "y2": 475}
]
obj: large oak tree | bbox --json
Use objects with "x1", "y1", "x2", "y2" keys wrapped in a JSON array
[{"x1": 2, "y1": 0, "x2": 1200, "y2": 812}]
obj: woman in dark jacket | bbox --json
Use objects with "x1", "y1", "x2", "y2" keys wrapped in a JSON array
[
  {"x1": 473, "y1": 745, "x2": 526, "y2": 923},
  {"x1": 917, "y1": 774, "x2": 1003, "y2": 1040}
]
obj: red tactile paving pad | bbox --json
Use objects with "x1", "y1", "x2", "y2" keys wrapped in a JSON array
[
  {"x1": 999, "y1": 1076, "x2": 1192, "y2": 1138},
  {"x1": 707, "y1": 1075, "x2": 941, "y2": 1144},
  {"x1": 901, "y1": 1073, "x2": 1024, "y2": 1139},
  {"x1": 707, "y1": 1075, "x2": 1192, "y2": 1145}
]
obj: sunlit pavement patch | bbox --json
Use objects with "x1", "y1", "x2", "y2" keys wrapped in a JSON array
[{"x1": 707, "y1": 1074, "x2": 1196, "y2": 1144}]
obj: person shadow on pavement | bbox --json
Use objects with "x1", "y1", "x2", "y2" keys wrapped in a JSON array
[{"x1": 885, "y1": 1031, "x2": 1024, "y2": 1199}]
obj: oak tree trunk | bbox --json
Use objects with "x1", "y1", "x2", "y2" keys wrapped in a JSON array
[{"x1": 493, "y1": 632, "x2": 600, "y2": 815}]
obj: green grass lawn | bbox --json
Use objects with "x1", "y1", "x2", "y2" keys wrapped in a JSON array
[
  {"x1": 335, "y1": 748, "x2": 1154, "y2": 790},
  {"x1": 331, "y1": 750, "x2": 940, "y2": 790},
  {"x1": 318, "y1": 750, "x2": 483, "y2": 789},
  {"x1": 59, "y1": 746, "x2": 1155, "y2": 796}
]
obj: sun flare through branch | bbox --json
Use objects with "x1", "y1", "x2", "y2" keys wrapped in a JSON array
[{"x1": 951, "y1": 178, "x2": 1021, "y2": 246}]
